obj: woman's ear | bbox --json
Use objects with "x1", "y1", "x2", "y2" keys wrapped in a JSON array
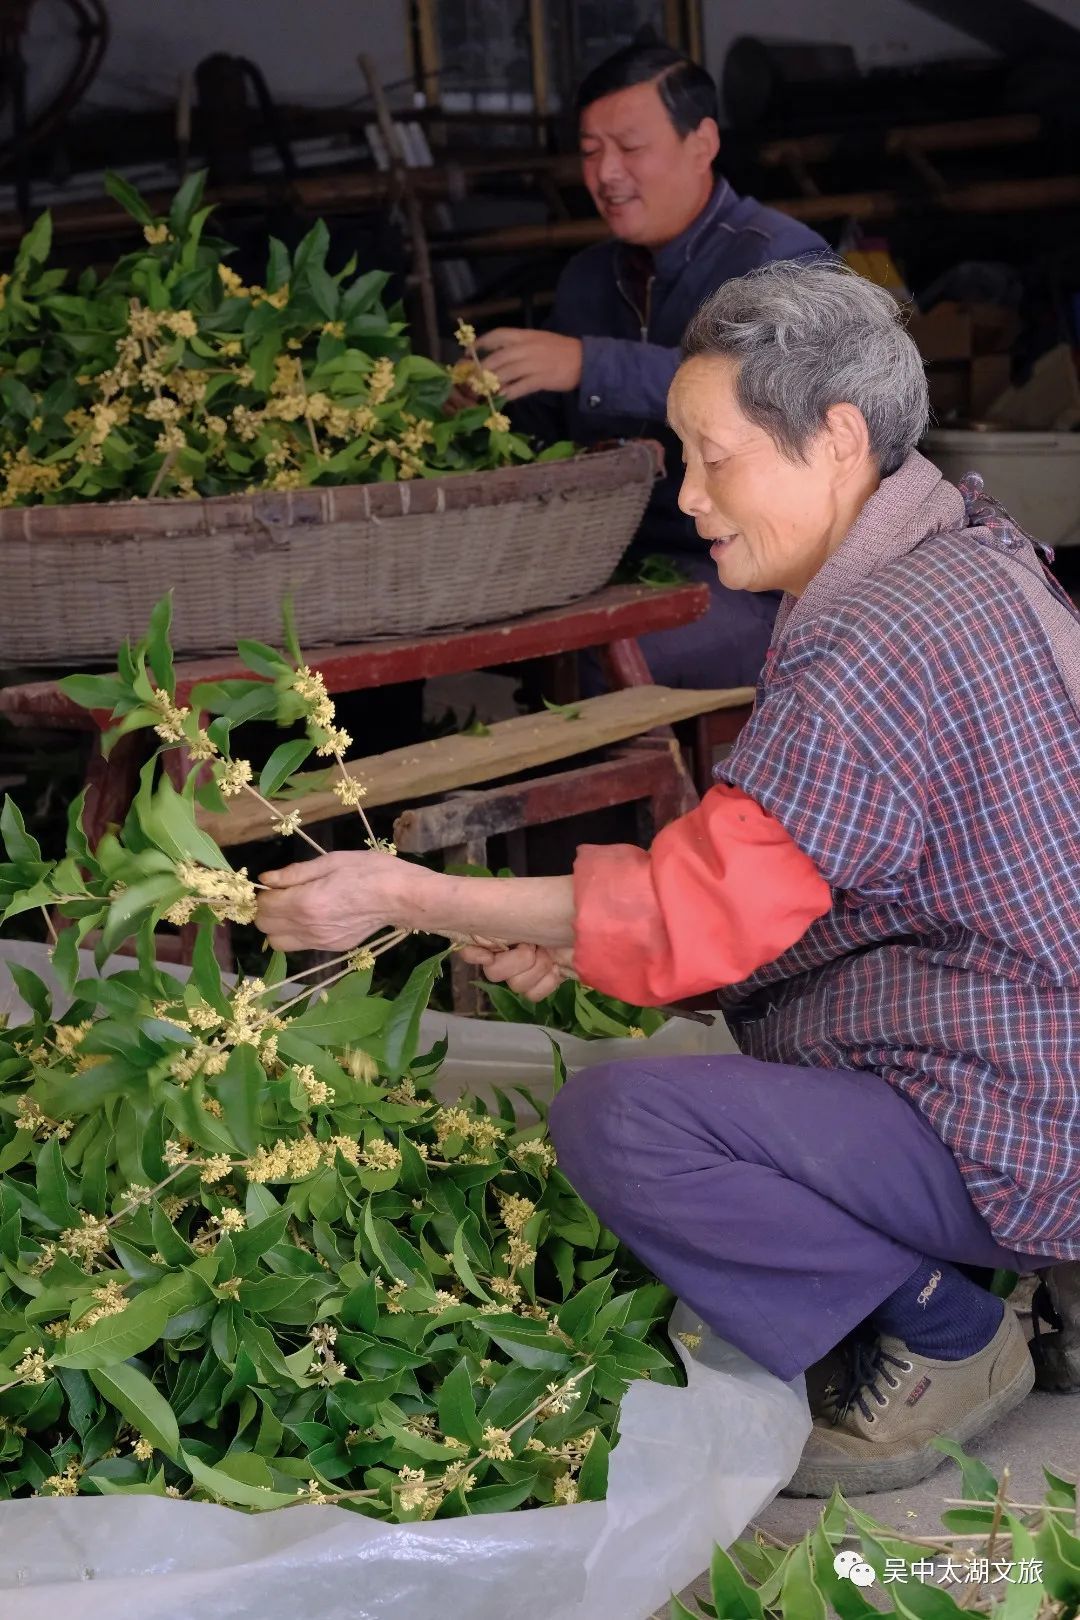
[{"x1": 824, "y1": 403, "x2": 871, "y2": 475}]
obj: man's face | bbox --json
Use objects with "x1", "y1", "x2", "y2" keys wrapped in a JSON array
[{"x1": 579, "y1": 78, "x2": 718, "y2": 249}]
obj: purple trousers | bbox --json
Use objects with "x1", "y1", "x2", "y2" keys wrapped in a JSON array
[{"x1": 549, "y1": 1054, "x2": 1038, "y2": 1382}]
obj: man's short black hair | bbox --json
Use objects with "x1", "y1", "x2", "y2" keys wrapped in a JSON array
[{"x1": 575, "y1": 42, "x2": 718, "y2": 136}]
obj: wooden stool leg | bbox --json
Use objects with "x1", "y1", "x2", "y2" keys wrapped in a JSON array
[
  {"x1": 598, "y1": 635, "x2": 654, "y2": 690},
  {"x1": 83, "y1": 729, "x2": 141, "y2": 848}
]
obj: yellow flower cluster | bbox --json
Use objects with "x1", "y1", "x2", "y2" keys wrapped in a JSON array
[
  {"x1": 246, "y1": 1130, "x2": 359, "y2": 1183},
  {"x1": 164, "y1": 862, "x2": 258, "y2": 927},
  {"x1": 150, "y1": 691, "x2": 190, "y2": 744},
  {"x1": 480, "y1": 1424, "x2": 513, "y2": 1461},
  {"x1": 495, "y1": 1192, "x2": 535, "y2": 1233},
  {"x1": 15, "y1": 1097, "x2": 73, "y2": 1141},
  {"x1": 217, "y1": 757, "x2": 253, "y2": 798},
  {"x1": 360, "y1": 1138, "x2": 401, "y2": 1172},
  {"x1": 332, "y1": 775, "x2": 368, "y2": 807},
  {"x1": 367, "y1": 356, "x2": 396, "y2": 406},
  {"x1": 0, "y1": 448, "x2": 61, "y2": 505},
  {"x1": 59, "y1": 1213, "x2": 111, "y2": 1266},
  {"x1": 295, "y1": 1064, "x2": 333, "y2": 1107},
  {"x1": 13, "y1": 1348, "x2": 47, "y2": 1385},
  {"x1": 77, "y1": 1280, "x2": 128, "y2": 1328},
  {"x1": 41, "y1": 1458, "x2": 82, "y2": 1497}
]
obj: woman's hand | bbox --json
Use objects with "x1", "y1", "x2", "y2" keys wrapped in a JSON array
[
  {"x1": 256, "y1": 850, "x2": 409, "y2": 952},
  {"x1": 458, "y1": 941, "x2": 575, "y2": 1002}
]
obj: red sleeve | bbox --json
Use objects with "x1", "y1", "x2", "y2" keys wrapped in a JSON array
[{"x1": 571, "y1": 784, "x2": 831, "y2": 1004}]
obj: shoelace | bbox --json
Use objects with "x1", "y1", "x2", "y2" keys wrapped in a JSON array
[{"x1": 823, "y1": 1336, "x2": 914, "y2": 1426}]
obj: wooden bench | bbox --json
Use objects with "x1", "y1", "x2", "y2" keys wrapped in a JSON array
[
  {"x1": 201, "y1": 683, "x2": 754, "y2": 1011},
  {"x1": 202, "y1": 683, "x2": 755, "y2": 847}
]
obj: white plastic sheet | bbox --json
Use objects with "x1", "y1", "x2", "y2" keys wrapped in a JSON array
[
  {"x1": 0, "y1": 1312, "x2": 809, "y2": 1620},
  {"x1": 0, "y1": 945, "x2": 809, "y2": 1619}
]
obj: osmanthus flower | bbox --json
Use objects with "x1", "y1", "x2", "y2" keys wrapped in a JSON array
[{"x1": 0, "y1": 603, "x2": 678, "y2": 1522}]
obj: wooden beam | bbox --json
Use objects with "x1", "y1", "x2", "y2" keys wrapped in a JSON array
[
  {"x1": 199, "y1": 683, "x2": 756, "y2": 846},
  {"x1": 440, "y1": 172, "x2": 1080, "y2": 252},
  {"x1": 528, "y1": 0, "x2": 549, "y2": 128},
  {"x1": 0, "y1": 583, "x2": 710, "y2": 731},
  {"x1": 359, "y1": 51, "x2": 439, "y2": 357},
  {"x1": 758, "y1": 113, "x2": 1042, "y2": 167},
  {"x1": 415, "y1": 0, "x2": 440, "y2": 105}
]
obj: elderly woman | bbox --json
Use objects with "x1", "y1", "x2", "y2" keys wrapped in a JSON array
[{"x1": 257, "y1": 260, "x2": 1080, "y2": 1498}]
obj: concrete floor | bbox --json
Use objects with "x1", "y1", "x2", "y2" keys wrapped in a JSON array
[{"x1": 658, "y1": 1298, "x2": 1080, "y2": 1620}]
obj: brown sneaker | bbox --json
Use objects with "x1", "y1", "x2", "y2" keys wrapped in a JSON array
[
  {"x1": 1031, "y1": 1264, "x2": 1080, "y2": 1392},
  {"x1": 782, "y1": 1307, "x2": 1035, "y2": 1497}
]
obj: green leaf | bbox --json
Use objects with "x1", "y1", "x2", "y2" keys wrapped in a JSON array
[
  {"x1": 379, "y1": 952, "x2": 449, "y2": 1079},
  {"x1": 483, "y1": 1322, "x2": 572, "y2": 1372},
  {"x1": 928, "y1": 1436, "x2": 998, "y2": 1501},
  {"x1": 708, "y1": 1540, "x2": 766, "y2": 1620},
  {"x1": 891, "y1": 1577, "x2": 967, "y2": 1620},
  {"x1": 37, "y1": 1137, "x2": 80, "y2": 1228},
  {"x1": 104, "y1": 172, "x2": 154, "y2": 225},
  {"x1": 281, "y1": 596, "x2": 303, "y2": 664},
  {"x1": 576, "y1": 1429, "x2": 610, "y2": 1502},
  {"x1": 55, "y1": 1272, "x2": 202, "y2": 1369},
  {"x1": 57, "y1": 673, "x2": 130, "y2": 714},
  {"x1": 1000, "y1": 1515, "x2": 1045, "y2": 1620},
  {"x1": 1, "y1": 796, "x2": 41, "y2": 864},
  {"x1": 284, "y1": 977, "x2": 390, "y2": 1049},
  {"x1": 181, "y1": 1449, "x2": 297, "y2": 1509},
  {"x1": 138, "y1": 773, "x2": 230, "y2": 870},
  {"x1": 144, "y1": 595, "x2": 175, "y2": 694},
  {"x1": 168, "y1": 170, "x2": 207, "y2": 236},
  {"x1": 436, "y1": 1358, "x2": 483, "y2": 1448},
  {"x1": 1035, "y1": 1511, "x2": 1080, "y2": 1604},
  {"x1": 450, "y1": 1226, "x2": 492, "y2": 1304},
  {"x1": 237, "y1": 639, "x2": 292, "y2": 680},
  {"x1": 779, "y1": 1539, "x2": 827, "y2": 1620},
  {"x1": 259, "y1": 739, "x2": 314, "y2": 798},
  {"x1": 215, "y1": 1043, "x2": 264, "y2": 1156},
  {"x1": 90, "y1": 1363, "x2": 179, "y2": 1460}
]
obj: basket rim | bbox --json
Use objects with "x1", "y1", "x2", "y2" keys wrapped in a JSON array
[{"x1": 0, "y1": 439, "x2": 662, "y2": 542}]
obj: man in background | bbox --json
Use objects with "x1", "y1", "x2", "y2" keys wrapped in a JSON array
[{"x1": 477, "y1": 42, "x2": 828, "y2": 689}]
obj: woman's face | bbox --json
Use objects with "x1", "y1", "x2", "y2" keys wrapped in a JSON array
[{"x1": 669, "y1": 355, "x2": 866, "y2": 597}]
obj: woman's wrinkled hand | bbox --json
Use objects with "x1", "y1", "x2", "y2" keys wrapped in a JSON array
[
  {"x1": 458, "y1": 941, "x2": 575, "y2": 1002},
  {"x1": 255, "y1": 850, "x2": 406, "y2": 953}
]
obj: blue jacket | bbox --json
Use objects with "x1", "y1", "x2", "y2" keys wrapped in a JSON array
[{"x1": 513, "y1": 179, "x2": 828, "y2": 557}]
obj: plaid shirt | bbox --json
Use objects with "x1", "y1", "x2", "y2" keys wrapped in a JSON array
[{"x1": 718, "y1": 476, "x2": 1080, "y2": 1261}]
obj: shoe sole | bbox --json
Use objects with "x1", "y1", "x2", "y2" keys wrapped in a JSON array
[{"x1": 781, "y1": 1350, "x2": 1036, "y2": 1498}]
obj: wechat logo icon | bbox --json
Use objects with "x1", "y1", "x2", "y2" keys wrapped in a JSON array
[{"x1": 834, "y1": 1551, "x2": 876, "y2": 1587}]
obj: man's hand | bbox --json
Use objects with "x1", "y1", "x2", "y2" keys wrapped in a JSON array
[
  {"x1": 475, "y1": 329, "x2": 583, "y2": 401},
  {"x1": 458, "y1": 941, "x2": 575, "y2": 1002},
  {"x1": 256, "y1": 850, "x2": 407, "y2": 953}
]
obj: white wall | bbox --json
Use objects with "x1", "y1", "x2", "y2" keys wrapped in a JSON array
[{"x1": 32, "y1": 0, "x2": 411, "y2": 113}]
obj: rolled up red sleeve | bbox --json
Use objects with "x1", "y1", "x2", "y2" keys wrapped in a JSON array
[{"x1": 572, "y1": 784, "x2": 831, "y2": 1004}]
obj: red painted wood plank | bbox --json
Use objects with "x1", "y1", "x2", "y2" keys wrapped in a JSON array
[{"x1": 0, "y1": 583, "x2": 708, "y2": 731}]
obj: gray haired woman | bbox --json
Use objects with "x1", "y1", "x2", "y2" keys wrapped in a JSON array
[{"x1": 258, "y1": 261, "x2": 1080, "y2": 1497}]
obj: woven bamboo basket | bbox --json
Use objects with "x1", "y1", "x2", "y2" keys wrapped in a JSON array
[{"x1": 0, "y1": 442, "x2": 657, "y2": 665}]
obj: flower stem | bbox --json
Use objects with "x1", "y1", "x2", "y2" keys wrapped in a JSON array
[{"x1": 240, "y1": 781, "x2": 329, "y2": 856}]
